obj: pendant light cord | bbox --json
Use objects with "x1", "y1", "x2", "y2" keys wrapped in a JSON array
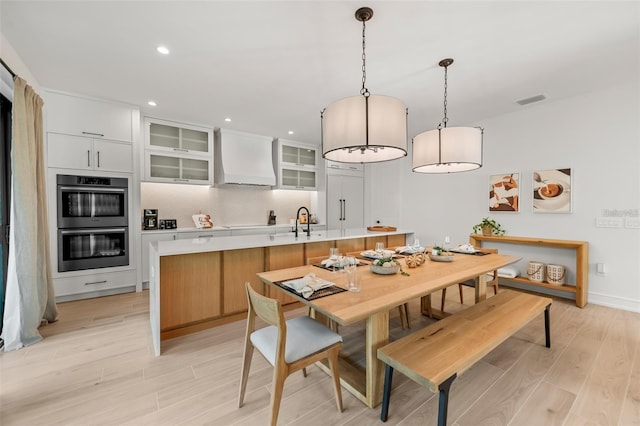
[
  {"x1": 442, "y1": 63, "x2": 449, "y2": 128},
  {"x1": 360, "y1": 19, "x2": 370, "y2": 97}
]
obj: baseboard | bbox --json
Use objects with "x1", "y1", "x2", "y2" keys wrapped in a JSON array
[
  {"x1": 587, "y1": 291, "x2": 640, "y2": 313},
  {"x1": 499, "y1": 281, "x2": 640, "y2": 313},
  {"x1": 55, "y1": 285, "x2": 136, "y2": 303}
]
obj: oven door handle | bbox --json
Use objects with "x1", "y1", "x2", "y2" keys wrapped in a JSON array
[
  {"x1": 59, "y1": 228, "x2": 127, "y2": 235},
  {"x1": 58, "y1": 186, "x2": 126, "y2": 193}
]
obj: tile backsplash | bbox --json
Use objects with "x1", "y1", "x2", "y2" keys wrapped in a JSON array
[{"x1": 141, "y1": 182, "x2": 316, "y2": 228}]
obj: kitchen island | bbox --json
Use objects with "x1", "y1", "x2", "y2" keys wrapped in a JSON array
[{"x1": 149, "y1": 228, "x2": 412, "y2": 355}]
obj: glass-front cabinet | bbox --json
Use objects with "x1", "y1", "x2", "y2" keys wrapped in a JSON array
[
  {"x1": 281, "y1": 144, "x2": 316, "y2": 167},
  {"x1": 273, "y1": 139, "x2": 318, "y2": 190},
  {"x1": 143, "y1": 117, "x2": 213, "y2": 185}
]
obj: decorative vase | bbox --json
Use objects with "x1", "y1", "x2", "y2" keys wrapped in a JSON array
[{"x1": 482, "y1": 226, "x2": 492, "y2": 236}]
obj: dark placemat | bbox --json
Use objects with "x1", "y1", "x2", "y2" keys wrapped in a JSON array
[
  {"x1": 450, "y1": 250, "x2": 490, "y2": 256},
  {"x1": 274, "y1": 278, "x2": 347, "y2": 300},
  {"x1": 312, "y1": 261, "x2": 366, "y2": 272}
]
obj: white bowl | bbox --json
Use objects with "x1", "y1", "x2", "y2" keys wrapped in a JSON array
[
  {"x1": 429, "y1": 253, "x2": 455, "y2": 262},
  {"x1": 370, "y1": 264, "x2": 399, "y2": 275}
]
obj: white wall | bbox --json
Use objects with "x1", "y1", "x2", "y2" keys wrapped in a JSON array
[
  {"x1": 370, "y1": 82, "x2": 640, "y2": 312},
  {"x1": 141, "y1": 182, "x2": 314, "y2": 228},
  {"x1": 0, "y1": 33, "x2": 40, "y2": 92}
]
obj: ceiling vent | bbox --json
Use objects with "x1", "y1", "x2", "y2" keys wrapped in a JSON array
[{"x1": 516, "y1": 94, "x2": 547, "y2": 106}]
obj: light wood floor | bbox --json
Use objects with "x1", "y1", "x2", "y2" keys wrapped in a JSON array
[{"x1": 1, "y1": 287, "x2": 639, "y2": 426}]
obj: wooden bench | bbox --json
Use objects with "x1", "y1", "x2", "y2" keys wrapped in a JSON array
[{"x1": 377, "y1": 289, "x2": 552, "y2": 426}]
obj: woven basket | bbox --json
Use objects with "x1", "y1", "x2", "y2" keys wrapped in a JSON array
[
  {"x1": 527, "y1": 261, "x2": 545, "y2": 282},
  {"x1": 546, "y1": 264, "x2": 566, "y2": 285}
]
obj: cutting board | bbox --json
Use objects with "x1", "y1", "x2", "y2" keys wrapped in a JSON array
[{"x1": 367, "y1": 225, "x2": 397, "y2": 232}]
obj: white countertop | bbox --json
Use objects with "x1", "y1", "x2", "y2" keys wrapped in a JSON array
[
  {"x1": 141, "y1": 223, "x2": 324, "y2": 234},
  {"x1": 152, "y1": 228, "x2": 413, "y2": 256}
]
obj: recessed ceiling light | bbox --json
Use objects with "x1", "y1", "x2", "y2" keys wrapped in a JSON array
[
  {"x1": 224, "y1": 117, "x2": 232, "y2": 122},
  {"x1": 157, "y1": 46, "x2": 170, "y2": 55},
  {"x1": 288, "y1": 130, "x2": 294, "y2": 135},
  {"x1": 148, "y1": 101, "x2": 157, "y2": 106}
]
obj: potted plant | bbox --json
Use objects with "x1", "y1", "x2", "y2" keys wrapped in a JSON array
[{"x1": 472, "y1": 217, "x2": 506, "y2": 236}]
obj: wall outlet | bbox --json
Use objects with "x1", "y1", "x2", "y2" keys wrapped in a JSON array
[{"x1": 595, "y1": 217, "x2": 623, "y2": 228}]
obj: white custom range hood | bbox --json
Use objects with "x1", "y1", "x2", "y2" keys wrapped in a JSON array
[{"x1": 214, "y1": 128, "x2": 276, "y2": 186}]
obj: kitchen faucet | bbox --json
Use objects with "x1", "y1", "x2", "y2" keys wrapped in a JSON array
[{"x1": 295, "y1": 206, "x2": 311, "y2": 238}]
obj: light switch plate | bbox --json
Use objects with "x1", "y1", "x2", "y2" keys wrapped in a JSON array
[
  {"x1": 625, "y1": 217, "x2": 640, "y2": 229},
  {"x1": 595, "y1": 217, "x2": 623, "y2": 228}
]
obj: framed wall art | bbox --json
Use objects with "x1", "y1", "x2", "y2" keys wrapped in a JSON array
[
  {"x1": 533, "y1": 168, "x2": 572, "y2": 213},
  {"x1": 489, "y1": 173, "x2": 520, "y2": 212}
]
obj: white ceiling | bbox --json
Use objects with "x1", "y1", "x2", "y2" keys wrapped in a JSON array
[{"x1": 2, "y1": 1, "x2": 639, "y2": 145}]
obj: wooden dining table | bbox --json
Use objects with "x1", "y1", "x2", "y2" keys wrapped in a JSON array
[{"x1": 256, "y1": 251, "x2": 520, "y2": 408}]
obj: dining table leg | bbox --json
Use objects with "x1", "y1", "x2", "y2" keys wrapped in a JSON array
[
  {"x1": 475, "y1": 272, "x2": 487, "y2": 303},
  {"x1": 366, "y1": 309, "x2": 389, "y2": 408}
]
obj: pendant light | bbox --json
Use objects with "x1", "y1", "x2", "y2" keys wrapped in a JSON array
[
  {"x1": 412, "y1": 58, "x2": 483, "y2": 173},
  {"x1": 321, "y1": 7, "x2": 408, "y2": 164}
]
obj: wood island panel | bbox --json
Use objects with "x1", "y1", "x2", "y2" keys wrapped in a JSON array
[
  {"x1": 160, "y1": 252, "x2": 221, "y2": 331},
  {"x1": 336, "y1": 237, "x2": 365, "y2": 254},
  {"x1": 305, "y1": 240, "x2": 334, "y2": 261},
  {"x1": 222, "y1": 247, "x2": 265, "y2": 315},
  {"x1": 365, "y1": 234, "x2": 406, "y2": 251},
  {"x1": 265, "y1": 244, "x2": 304, "y2": 304},
  {"x1": 387, "y1": 234, "x2": 407, "y2": 248},
  {"x1": 365, "y1": 235, "x2": 387, "y2": 250}
]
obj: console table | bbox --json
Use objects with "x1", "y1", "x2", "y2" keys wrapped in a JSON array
[{"x1": 469, "y1": 234, "x2": 588, "y2": 308}]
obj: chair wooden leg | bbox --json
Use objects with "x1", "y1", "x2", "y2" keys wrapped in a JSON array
[
  {"x1": 440, "y1": 288, "x2": 447, "y2": 313},
  {"x1": 302, "y1": 367, "x2": 307, "y2": 377},
  {"x1": 327, "y1": 346, "x2": 344, "y2": 413},
  {"x1": 238, "y1": 341, "x2": 254, "y2": 408},
  {"x1": 458, "y1": 283, "x2": 464, "y2": 304},
  {"x1": 269, "y1": 364, "x2": 288, "y2": 426},
  {"x1": 397, "y1": 303, "x2": 411, "y2": 329},
  {"x1": 403, "y1": 303, "x2": 410, "y2": 328}
]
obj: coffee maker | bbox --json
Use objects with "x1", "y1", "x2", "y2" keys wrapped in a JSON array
[{"x1": 143, "y1": 209, "x2": 158, "y2": 230}]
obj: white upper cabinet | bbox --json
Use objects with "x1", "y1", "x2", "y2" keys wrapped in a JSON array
[
  {"x1": 281, "y1": 142, "x2": 317, "y2": 167},
  {"x1": 146, "y1": 117, "x2": 212, "y2": 155},
  {"x1": 325, "y1": 160, "x2": 364, "y2": 174},
  {"x1": 48, "y1": 133, "x2": 133, "y2": 173},
  {"x1": 45, "y1": 91, "x2": 134, "y2": 143},
  {"x1": 143, "y1": 117, "x2": 213, "y2": 185},
  {"x1": 273, "y1": 139, "x2": 318, "y2": 190}
]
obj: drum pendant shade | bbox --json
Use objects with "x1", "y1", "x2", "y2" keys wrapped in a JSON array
[
  {"x1": 412, "y1": 58, "x2": 483, "y2": 174},
  {"x1": 412, "y1": 126, "x2": 483, "y2": 173},
  {"x1": 322, "y1": 94, "x2": 408, "y2": 163},
  {"x1": 321, "y1": 7, "x2": 408, "y2": 164}
]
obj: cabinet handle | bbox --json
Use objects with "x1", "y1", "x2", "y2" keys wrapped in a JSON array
[
  {"x1": 82, "y1": 131, "x2": 104, "y2": 137},
  {"x1": 343, "y1": 199, "x2": 347, "y2": 221},
  {"x1": 96, "y1": 151, "x2": 101, "y2": 168},
  {"x1": 173, "y1": 148, "x2": 189, "y2": 152},
  {"x1": 87, "y1": 150, "x2": 91, "y2": 167},
  {"x1": 85, "y1": 280, "x2": 107, "y2": 286}
]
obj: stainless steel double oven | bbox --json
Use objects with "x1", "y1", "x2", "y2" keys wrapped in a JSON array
[{"x1": 56, "y1": 174, "x2": 129, "y2": 272}]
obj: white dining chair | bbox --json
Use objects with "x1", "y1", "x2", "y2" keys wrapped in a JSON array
[{"x1": 238, "y1": 282, "x2": 344, "y2": 426}]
